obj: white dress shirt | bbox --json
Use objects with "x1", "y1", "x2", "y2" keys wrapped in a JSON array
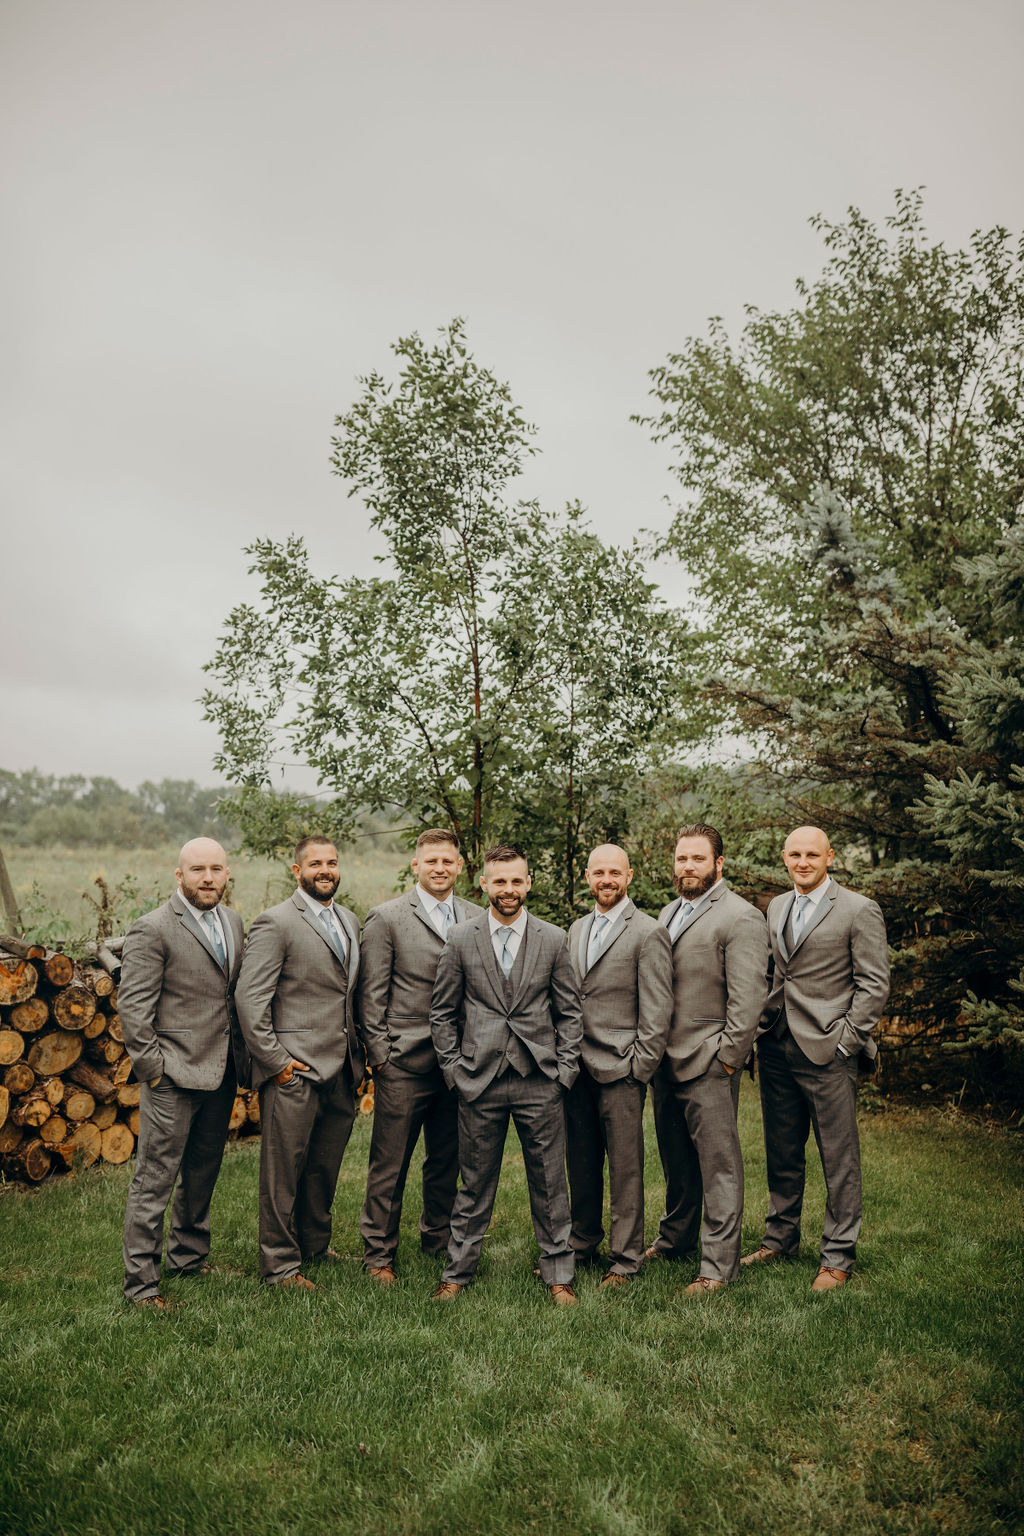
[
  {"x1": 179, "y1": 892, "x2": 228, "y2": 959},
  {"x1": 297, "y1": 886, "x2": 348, "y2": 959},
  {"x1": 488, "y1": 907, "x2": 527, "y2": 969},
  {"x1": 669, "y1": 877, "x2": 723, "y2": 940},
  {"x1": 417, "y1": 885, "x2": 455, "y2": 938}
]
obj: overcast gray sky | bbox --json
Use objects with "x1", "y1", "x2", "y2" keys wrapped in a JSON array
[{"x1": 4, "y1": 0, "x2": 1022, "y2": 788}]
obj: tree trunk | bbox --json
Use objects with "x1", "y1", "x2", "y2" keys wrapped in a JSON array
[
  {"x1": 52, "y1": 986, "x2": 97, "y2": 1033},
  {"x1": 89, "y1": 1101, "x2": 117, "y2": 1129},
  {"x1": 43, "y1": 954, "x2": 75, "y2": 988},
  {"x1": 4, "y1": 1137, "x2": 52, "y2": 1181},
  {"x1": 27, "y1": 1031, "x2": 83, "y2": 1076},
  {"x1": 0, "y1": 960, "x2": 38, "y2": 1007},
  {"x1": 10, "y1": 997, "x2": 48, "y2": 1033},
  {"x1": 39, "y1": 1114, "x2": 68, "y2": 1146},
  {"x1": 4, "y1": 1062, "x2": 35, "y2": 1096},
  {"x1": 68, "y1": 1062, "x2": 117, "y2": 1103},
  {"x1": 62, "y1": 1086, "x2": 96, "y2": 1121},
  {"x1": 99, "y1": 1123, "x2": 135, "y2": 1164},
  {"x1": 57, "y1": 1121, "x2": 102, "y2": 1166},
  {"x1": 0, "y1": 1029, "x2": 25, "y2": 1065}
]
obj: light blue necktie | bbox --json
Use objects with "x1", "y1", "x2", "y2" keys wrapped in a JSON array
[
  {"x1": 791, "y1": 894, "x2": 811, "y2": 943},
  {"x1": 319, "y1": 906, "x2": 348, "y2": 965},
  {"x1": 436, "y1": 901, "x2": 454, "y2": 939},
  {"x1": 670, "y1": 901, "x2": 694, "y2": 941},
  {"x1": 587, "y1": 913, "x2": 609, "y2": 971},
  {"x1": 499, "y1": 928, "x2": 515, "y2": 977},
  {"x1": 202, "y1": 911, "x2": 226, "y2": 969}
]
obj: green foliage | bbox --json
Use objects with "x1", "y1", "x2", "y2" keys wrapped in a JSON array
[
  {"x1": 0, "y1": 770, "x2": 238, "y2": 850},
  {"x1": 643, "y1": 195, "x2": 1024, "y2": 1090},
  {"x1": 205, "y1": 321, "x2": 686, "y2": 920}
]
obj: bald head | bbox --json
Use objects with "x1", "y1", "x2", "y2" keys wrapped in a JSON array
[
  {"x1": 176, "y1": 838, "x2": 230, "y2": 911},
  {"x1": 585, "y1": 843, "x2": 634, "y2": 912},
  {"x1": 782, "y1": 826, "x2": 834, "y2": 894}
]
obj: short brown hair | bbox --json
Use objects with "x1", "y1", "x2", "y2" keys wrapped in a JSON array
[
  {"x1": 416, "y1": 828, "x2": 460, "y2": 853},
  {"x1": 483, "y1": 842, "x2": 528, "y2": 869},
  {"x1": 676, "y1": 823, "x2": 723, "y2": 861},
  {"x1": 293, "y1": 834, "x2": 336, "y2": 865}
]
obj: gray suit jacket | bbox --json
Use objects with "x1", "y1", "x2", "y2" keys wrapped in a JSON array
[
  {"x1": 566, "y1": 900, "x2": 673, "y2": 1084},
  {"x1": 760, "y1": 879, "x2": 890, "y2": 1064},
  {"x1": 119, "y1": 893, "x2": 248, "y2": 1092},
  {"x1": 658, "y1": 882, "x2": 770, "y2": 1083},
  {"x1": 235, "y1": 891, "x2": 365, "y2": 1090},
  {"x1": 430, "y1": 911, "x2": 583, "y2": 1102},
  {"x1": 357, "y1": 889, "x2": 480, "y2": 1075}
]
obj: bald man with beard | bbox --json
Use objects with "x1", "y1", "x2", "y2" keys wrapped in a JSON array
[
  {"x1": 743, "y1": 827, "x2": 890, "y2": 1291},
  {"x1": 565, "y1": 845, "x2": 673, "y2": 1286},
  {"x1": 118, "y1": 838, "x2": 248, "y2": 1308}
]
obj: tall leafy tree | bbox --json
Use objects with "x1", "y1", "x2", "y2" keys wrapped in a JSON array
[{"x1": 204, "y1": 321, "x2": 683, "y2": 917}]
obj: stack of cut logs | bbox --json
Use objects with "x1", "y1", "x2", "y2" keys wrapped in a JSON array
[{"x1": 0, "y1": 936, "x2": 261, "y2": 1185}]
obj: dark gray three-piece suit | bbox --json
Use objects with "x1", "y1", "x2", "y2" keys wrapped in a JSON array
[
  {"x1": 650, "y1": 883, "x2": 770, "y2": 1281},
  {"x1": 430, "y1": 912, "x2": 583, "y2": 1287},
  {"x1": 119, "y1": 892, "x2": 248, "y2": 1301},
  {"x1": 236, "y1": 891, "x2": 365, "y2": 1282},
  {"x1": 565, "y1": 901, "x2": 672, "y2": 1275},
  {"x1": 357, "y1": 888, "x2": 478, "y2": 1268},
  {"x1": 755, "y1": 878, "x2": 889, "y2": 1271}
]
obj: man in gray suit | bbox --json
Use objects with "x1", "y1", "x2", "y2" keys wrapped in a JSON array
[
  {"x1": 235, "y1": 835, "x2": 364, "y2": 1290},
  {"x1": 565, "y1": 844, "x2": 672, "y2": 1287},
  {"x1": 120, "y1": 837, "x2": 248, "y2": 1309},
  {"x1": 743, "y1": 826, "x2": 890, "y2": 1290},
  {"x1": 430, "y1": 844, "x2": 583, "y2": 1305},
  {"x1": 357, "y1": 828, "x2": 478, "y2": 1283},
  {"x1": 648, "y1": 824, "x2": 770, "y2": 1293}
]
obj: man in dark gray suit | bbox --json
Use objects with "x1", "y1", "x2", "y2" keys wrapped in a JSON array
[
  {"x1": 357, "y1": 828, "x2": 478, "y2": 1283},
  {"x1": 119, "y1": 837, "x2": 248, "y2": 1309},
  {"x1": 743, "y1": 826, "x2": 890, "y2": 1291},
  {"x1": 648, "y1": 824, "x2": 770, "y2": 1294},
  {"x1": 430, "y1": 844, "x2": 583, "y2": 1305},
  {"x1": 235, "y1": 835, "x2": 364, "y2": 1290},
  {"x1": 565, "y1": 844, "x2": 672, "y2": 1287}
]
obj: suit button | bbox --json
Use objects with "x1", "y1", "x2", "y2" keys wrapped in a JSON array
[{"x1": 343, "y1": 1028, "x2": 348, "y2": 1035}]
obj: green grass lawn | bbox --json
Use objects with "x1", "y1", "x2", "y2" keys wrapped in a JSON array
[{"x1": 1, "y1": 1091, "x2": 1022, "y2": 1535}]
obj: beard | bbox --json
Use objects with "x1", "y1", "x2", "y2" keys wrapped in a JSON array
[
  {"x1": 673, "y1": 868, "x2": 717, "y2": 899},
  {"x1": 179, "y1": 876, "x2": 227, "y2": 909},
  {"x1": 489, "y1": 891, "x2": 525, "y2": 919},
  {"x1": 299, "y1": 870, "x2": 340, "y2": 903}
]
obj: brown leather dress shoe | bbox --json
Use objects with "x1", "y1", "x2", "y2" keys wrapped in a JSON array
[
  {"x1": 739, "y1": 1245, "x2": 785, "y2": 1267},
  {"x1": 599, "y1": 1272, "x2": 631, "y2": 1290},
  {"x1": 685, "y1": 1276, "x2": 726, "y2": 1295},
  {"x1": 134, "y1": 1294, "x2": 169, "y2": 1311},
  {"x1": 643, "y1": 1244, "x2": 665, "y2": 1261},
  {"x1": 811, "y1": 1265, "x2": 851, "y2": 1292},
  {"x1": 278, "y1": 1273, "x2": 317, "y2": 1292},
  {"x1": 367, "y1": 1265, "x2": 397, "y2": 1285},
  {"x1": 432, "y1": 1281, "x2": 464, "y2": 1300},
  {"x1": 549, "y1": 1284, "x2": 577, "y2": 1306}
]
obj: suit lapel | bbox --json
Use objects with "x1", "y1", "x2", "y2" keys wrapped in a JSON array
[
  {"x1": 509, "y1": 914, "x2": 543, "y2": 1010},
  {"x1": 409, "y1": 891, "x2": 444, "y2": 943},
  {"x1": 473, "y1": 921, "x2": 509, "y2": 1010},
  {"x1": 660, "y1": 897, "x2": 682, "y2": 935},
  {"x1": 587, "y1": 901, "x2": 632, "y2": 971},
  {"x1": 172, "y1": 893, "x2": 226, "y2": 973},
  {"x1": 789, "y1": 882, "x2": 835, "y2": 955},
  {"x1": 294, "y1": 891, "x2": 347, "y2": 969},
  {"x1": 775, "y1": 892, "x2": 795, "y2": 961},
  {"x1": 578, "y1": 913, "x2": 596, "y2": 976}
]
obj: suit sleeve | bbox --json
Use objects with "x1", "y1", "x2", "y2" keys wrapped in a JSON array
[
  {"x1": 839, "y1": 899, "x2": 890, "y2": 1056},
  {"x1": 631, "y1": 924, "x2": 673, "y2": 1082},
  {"x1": 118, "y1": 918, "x2": 168, "y2": 1082},
  {"x1": 355, "y1": 906, "x2": 394, "y2": 1069},
  {"x1": 429, "y1": 934, "x2": 466, "y2": 1090},
  {"x1": 549, "y1": 936, "x2": 583, "y2": 1089},
  {"x1": 720, "y1": 906, "x2": 771, "y2": 1070},
  {"x1": 234, "y1": 911, "x2": 292, "y2": 1079}
]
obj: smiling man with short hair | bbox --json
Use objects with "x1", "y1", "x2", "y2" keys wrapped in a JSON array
[{"x1": 429, "y1": 845, "x2": 583, "y2": 1304}]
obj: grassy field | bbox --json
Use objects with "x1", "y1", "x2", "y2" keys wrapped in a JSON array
[
  {"x1": 1, "y1": 1093, "x2": 1021, "y2": 1535},
  {"x1": 4, "y1": 842, "x2": 408, "y2": 941}
]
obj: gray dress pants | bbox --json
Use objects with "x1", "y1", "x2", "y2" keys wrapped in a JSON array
[
  {"x1": 650, "y1": 1059, "x2": 745, "y2": 1282},
  {"x1": 756, "y1": 1018, "x2": 862, "y2": 1270},
  {"x1": 442, "y1": 1069, "x2": 574, "y2": 1287},
  {"x1": 360, "y1": 1061, "x2": 459, "y2": 1267},
  {"x1": 122, "y1": 1068, "x2": 236, "y2": 1300},
  {"x1": 258, "y1": 1067, "x2": 357, "y2": 1282},
  {"x1": 565, "y1": 1068, "x2": 647, "y2": 1275}
]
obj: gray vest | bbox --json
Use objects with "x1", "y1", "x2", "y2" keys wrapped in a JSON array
[{"x1": 490, "y1": 934, "x2": 534, "y2": 1077}]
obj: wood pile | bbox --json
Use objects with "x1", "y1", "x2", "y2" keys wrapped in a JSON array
[{"x1": 0, "y1": 936, "x2": 261, "y2": 1186}]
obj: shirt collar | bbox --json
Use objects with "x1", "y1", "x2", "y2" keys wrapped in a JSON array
[
  {"x1": 592, "y1": 894, "x2": 629, "y2": 922},
  {"x1": 488, "y1": 907, "x2": 528, "y2": 938},
  {"x1": 417, "y1": 885, "x2": 454, "y2": 915},
  {"x1": 297, "y1": 885, "x2": 337, "y2": 919},
  {"x1": 795, "y1": 876, "x2": 831, "y2": 907},
  {"x1": 680, "y1": 877, "x2": 723, "y2": 914}
]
